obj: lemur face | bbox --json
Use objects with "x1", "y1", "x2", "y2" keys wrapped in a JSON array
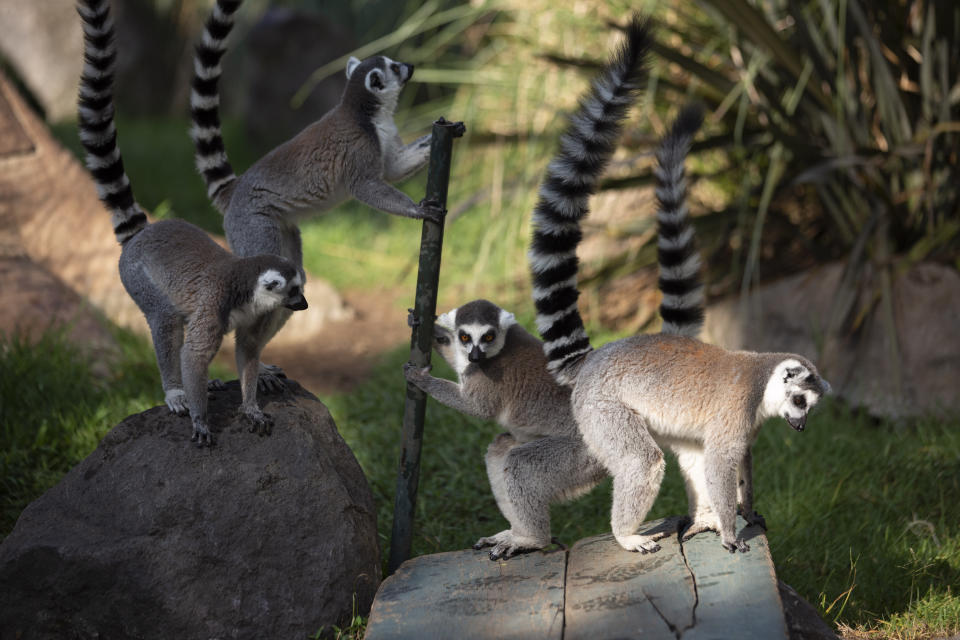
[
  {"x1": 256, "y1": 269, "x2": 308, "y2": 313},
  {"x1": 435, "y1": 301, "x2": 516, "y2": 373},
  {"x1": 455, "y1": 322, "x2": 506, "y2": 363},
  {"x1": 346, "y1": 55, "x2": 414, "y2": 96},
  {"x1": 762, "y1": 359, "x2": 831, "y2": 431}
]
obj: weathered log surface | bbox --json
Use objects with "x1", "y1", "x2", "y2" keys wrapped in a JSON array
[
  {"x1": 366, "y1": 516, "x2": 789, "y2": 640},
  {"x1": 366, "y1": 546, "x2": 566, "y2": 640}
]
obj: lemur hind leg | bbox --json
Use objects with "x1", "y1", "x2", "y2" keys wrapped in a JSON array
[
  {"x1": 181, "y1": 317, "x2": 224, "y2": 447},
  {"x1": 674, "y1": 445, "x2": 721, "y2": 542},
  {"x1": 123, "y1": 257, "x2": 188, "y2": 415},
  {"x1": 145, "y1": 307, "x2": 188, "y2": 415},
  {"x1": 581, "y1": 402, "x2": 667, "y2": 554},
  {"x1": 475, "y1": 433, "x2": 607, "y2": 560}
]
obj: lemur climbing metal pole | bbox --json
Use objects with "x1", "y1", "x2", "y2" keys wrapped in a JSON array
[{"x1": 388, "y1": 117, "x2": 465, "y2": 575}]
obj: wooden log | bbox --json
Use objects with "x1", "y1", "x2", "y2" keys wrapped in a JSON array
[{"x1": 365, "y1": 548, "x2": 566, "y2": 640}]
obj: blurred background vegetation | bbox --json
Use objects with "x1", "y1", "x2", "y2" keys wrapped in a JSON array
[{"x1": 3, "y1": 0, "x2": 959, "y2": 637}]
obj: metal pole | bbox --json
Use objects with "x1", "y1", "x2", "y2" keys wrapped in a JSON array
[{"x1": 388, "y1": 117, "x2": 465, "y2": 575}]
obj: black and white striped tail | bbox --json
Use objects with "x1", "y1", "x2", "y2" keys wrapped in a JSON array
[
  {"x1": 656, "y1": 104, "x2": 704, "y2": 337},
  {"x1": 190, "y1": 0, "x2": 241, "y2": 213},
  {"x1": 529, "y1": 14, "x2": 652, "y2": 386},
  {"x1": 77, "y1": 0, "x2": 147, "y2": 244}
]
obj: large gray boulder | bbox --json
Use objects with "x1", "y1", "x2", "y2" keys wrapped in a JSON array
[{"x1": 0, "y1": 380, "x2": 380, "y2": 639}]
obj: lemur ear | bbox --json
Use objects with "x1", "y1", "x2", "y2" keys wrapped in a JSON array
[
  {"x1": 436, "y1": 309, "x2": 456, "y2": 331},
  {"x1": 365, "y1": 69, "x2": 385, "y2": 91},
  {"x1": 346, "y1": 56, "x2": 361, "y2": 79},
  {"x1": 499, "y1": 309, "x2": 516, "y2": 328}
]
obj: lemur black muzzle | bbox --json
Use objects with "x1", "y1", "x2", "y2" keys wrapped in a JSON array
[
  {"x1": 468, "y1": 345, "x2": 483, "y2": 362},
  {"x1": 786, "y1": 414, "x2": 806, "y2": 431},
  {"x1": 403, "y1": 63, "x2": 415, "y2": 82},
  {"x1": 286, "y1": 296, "x2": 308, "y2": 311}
]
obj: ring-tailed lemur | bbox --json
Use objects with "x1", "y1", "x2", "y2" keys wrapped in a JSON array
[
  {"x1": 405, "y1": 17, "x2": 688, "y2": 560},
  {"x1": 404, "y1": 300, "x2": 607, "y2": 560},
  {"x1": 78, "y1": 0, "x2": 308, "y2": 446},
  {"x1": 190, "y1": 0, "x2": 440, "y2": 389},
  {"x1": 529, "y1": 31, "x2": 831, "y2": 555}
]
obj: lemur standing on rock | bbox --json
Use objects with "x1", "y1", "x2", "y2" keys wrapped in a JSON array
[
  {"x1": 191, "y1": 0, "x2": 441, "y2": 389},
  {"x1": 404, "y1": 16, "x2": 710, "y2": 560},
  {"x1": 528, "y1": 17, "x2": 831, "y2": 555},
  {"x1": 77, "y1": 0, "x2": 308, "y2": 446}
]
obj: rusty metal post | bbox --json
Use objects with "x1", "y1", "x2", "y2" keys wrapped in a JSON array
[{"x1": 388, "y1": 117, "x2": 465, "y2": 575}]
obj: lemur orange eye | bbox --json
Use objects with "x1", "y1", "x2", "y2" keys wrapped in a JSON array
[
  {"x1": 459, "y1": 333, "x2": 470, "y2": 343},
  {"x1": 482, "y1": 332, "x2": 495, "y2": 342},
  {"x1": 391, "y1": 63, "x2": 400, "y2": 75}
]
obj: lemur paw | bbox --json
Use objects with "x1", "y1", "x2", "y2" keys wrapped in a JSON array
[
  {"x1": 165, "y1": 389, "x2": 189, "y2": 415},
  {"x1": 190, "y1": 421, "x2": 214, "y2": 447},
  {"x1": 417, "y1": 198, "x2": 446, "y2": 223},
  {"x1": 402, "y1": 361, "x2": 431, "y2": 383},
  {"x1": 739, "y1": 508, "x2": 767, "y2": 530},
  {"x1": 242, "y1": 408, "x2": 274, "y2": 436},
  {"x1": 473, "y1": 530, "x2": 548, "y2": 561},
  {"x1": 257, "y1": 373, "x2": 286, "y2": 394},
  {"x1": 615, "y1": 534, "x2": 663, "y2": 554},
  {"x1": 257, "y1": 363, "x2": 287, "y2": 393},
  {"x1": 721, "y1": 538, "x2": 750, "y2": 553},
  {"x1": 207, "y1": 378, "x2": 226, "y2": 392}
]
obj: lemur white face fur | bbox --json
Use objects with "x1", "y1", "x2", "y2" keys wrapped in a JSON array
[
  {"x1": 230, "y1": 270, "x2": 307, "y2": 332},
  {"x1": 436, "y1": 304, "x2": 516, "y2": 375},
  {"x1": 346, "y1": 55, "x2": 414, "y2": 99},
  {"x1": 255, "y1": 269, "x2": 308, "y2": 313},
  {"x1": 761, "y1": 359, "x2": 831, "y2": 431}
]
